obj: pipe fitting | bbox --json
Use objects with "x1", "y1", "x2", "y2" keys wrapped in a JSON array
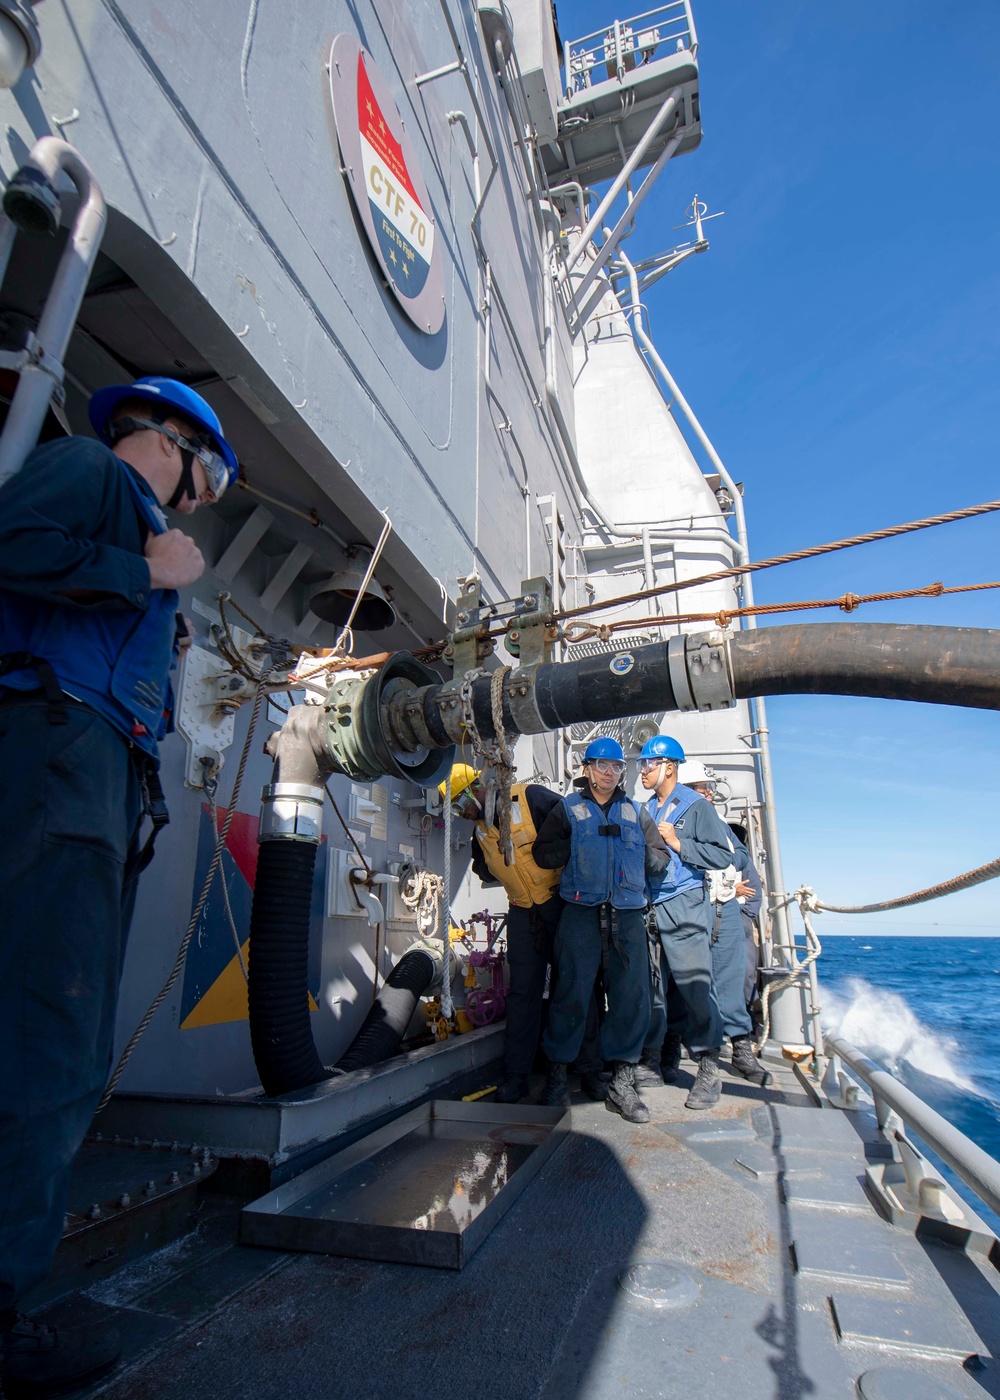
[
  {"x1": 684, "y1": 629, "x2": 735, "y2": 711},
  {"x1": 258, "y1": 783, "x2": 324, "y2": 843}
]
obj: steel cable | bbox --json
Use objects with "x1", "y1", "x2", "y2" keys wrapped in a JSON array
[{"x1": 550, "y1": 496, "x2": 1000, "y2": 625}]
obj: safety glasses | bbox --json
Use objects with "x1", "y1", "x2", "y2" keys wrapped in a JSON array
[
  {"x1": 589, "y1": 759, "x2": 626, "y2": 776},
  {"x1": 119, "y1": 417, "x2": 233, "y2": 500},
  {"x1": 185, "y1": 433, "x2": 232, "y2": 501},
  {"x1": 638, "y1": 758, "x2": 666, "y2": 774}
]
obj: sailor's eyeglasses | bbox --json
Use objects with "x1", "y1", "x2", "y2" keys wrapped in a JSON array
[
  {"x1": 638, "y1": 758, "x2": 667, "y2": 773},
  {"x1": 118, "y1": 416, "x2": 232, "y2": 500},
  {"x1": 588, "y1": 759, "x2": 626, "y2": 776}
]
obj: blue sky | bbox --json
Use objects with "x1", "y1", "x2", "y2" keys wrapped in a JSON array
[{"x1": 566, "y1": 0, "x2": 1000, "y2": 930}]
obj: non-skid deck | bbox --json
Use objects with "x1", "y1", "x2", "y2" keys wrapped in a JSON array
[{"x1": 43, "y1": 1059, "x2": 1000, "y2": 1400}]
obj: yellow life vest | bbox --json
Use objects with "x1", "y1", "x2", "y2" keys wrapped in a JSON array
[{"x1": 474, "y1": 783, "x2": 561, "y2": 908}]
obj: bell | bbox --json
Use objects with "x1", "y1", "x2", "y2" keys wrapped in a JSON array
[{"x1": 308, "y1": 551, "x2": 396, "y2": 631}]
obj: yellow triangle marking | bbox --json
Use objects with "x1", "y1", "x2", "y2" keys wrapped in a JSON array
[{"x1": 181, "y1": 943, "x2": 319, "y2": 1029}]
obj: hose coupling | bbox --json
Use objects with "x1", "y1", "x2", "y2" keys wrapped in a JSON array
[{"x1": 258, "y1": 782, "x2": 324, "y2": 843}]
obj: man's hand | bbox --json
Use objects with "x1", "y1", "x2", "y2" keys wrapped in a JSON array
[
  {"x1": 658, "y1": 820, "x2": 681, "y2": 853},
  {"x1": 735, "y1": 880, "x2": 754, "y2": 899},
  {"x1": 145, "y1": 530, "x2": 205, "y2": 590}
]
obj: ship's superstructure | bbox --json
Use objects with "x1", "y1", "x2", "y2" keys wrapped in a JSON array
[
  {"x1": 1, "y1": 3, "x2": 1000, "y2": 1394},
  {"x1": 0, "y1": 0, "x2": 788, "y2": 1093}
]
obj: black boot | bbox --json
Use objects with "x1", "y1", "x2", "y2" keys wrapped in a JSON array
[
  {"x1": 685, "y1": 1050, "x2": 721, "y2": 1110},
  {"x1": 661, "y1": 1031, "x2": 683, "y2": 1084},
  {"x1": 495, "y1": 1074, "x2": 530, "y2": 1104},
  {"x1": 1, "y1": 1312, "x2": 121, "y2": 1394},
  {"x1": 605, "y1": 1062, "x2": 650, "y2": 1124},
  {"x1": 578, "y1": 1069, "x2": 608, "y2": 1101},
  {"x1": 541, "y1": 1061, "x2": 570, "y2": 1108},
  {"x1": 633, "y1": 1054, "x2": 664, "y2": 1088},
  {"x1": 730, "y1": 1036, "x2": 772, "y2": 1087}
]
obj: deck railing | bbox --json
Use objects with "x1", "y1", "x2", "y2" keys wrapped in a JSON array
[
  {"x1": 562, "y1": 3, "x2": 698, "y2": 97},
  {"x1": 824, "y1": 1032, "x2": 1000, "y2": 1223}
]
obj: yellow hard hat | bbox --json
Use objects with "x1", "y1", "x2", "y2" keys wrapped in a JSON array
[{"x1": 438, "y1": 763, "x2": 479, "y2": 803}]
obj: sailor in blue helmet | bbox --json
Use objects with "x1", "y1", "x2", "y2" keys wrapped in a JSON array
[
  {"x1": 638, "y1": 737, "x2": 763, "y2": 1109},
  {"x1": 531, "y1": 737, "x2": 671, "y2": 1124},
  {"x1": 0, "y1": 377, "x2": 236, "y2": 1393},
  {"x1": 681, "y1": 768, "x2": 770, "y2": 1089}
]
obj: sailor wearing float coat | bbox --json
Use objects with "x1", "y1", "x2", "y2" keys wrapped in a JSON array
[
  {"x1": 639, "y1": 739, "x2": 752, "y2": 1108},
  {"x1": 532, "y1": 738, "x2": 670, "y2": 1124}
]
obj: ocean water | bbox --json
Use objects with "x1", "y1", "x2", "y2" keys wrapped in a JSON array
[{"x1": 818, "y1": 935, "x2": 1000, "y2": 1226}]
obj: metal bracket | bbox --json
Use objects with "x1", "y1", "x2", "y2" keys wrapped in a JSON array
[
  {"x1": 443, "y1": 579, "x2": 495, "y2": 677},
  {"x1": 865, "y1": 1130, "x2": 997, "y2": 1255},
  {"x1": 504, "y1": 575, "x2": 556, "y2": 736},
  {"x1": 681, "y1": 629, "x2": 735, "y2": 712},
  {"x1": 175, "y1": 643, "x2": 238, "y2": 789}
]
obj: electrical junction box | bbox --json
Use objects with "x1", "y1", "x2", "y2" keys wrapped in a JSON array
[{"x1": 505, "y1": 0, "x2": 560, "y2": 141}]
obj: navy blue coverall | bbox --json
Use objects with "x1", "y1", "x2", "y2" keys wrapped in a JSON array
[{"x1": 0, "y1": 438, "x2": 175, "y2": 1316}]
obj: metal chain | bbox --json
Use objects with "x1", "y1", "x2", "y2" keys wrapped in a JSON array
[
  {"x1": 457, "y1": 665, "x2": 486, "y2": 748},
  {"x1": 490, "y1": 665, "x2": 514, "y2": 864},
  {"x1": 96, "y1": 678, "x2": 268, "y2": 1113}
]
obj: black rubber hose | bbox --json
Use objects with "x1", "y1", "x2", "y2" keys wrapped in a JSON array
[
  {"x1": 335, "y1": 950, "x2": 437, "y2": 1072},
  {"x1": 248, "y1": 840, "x2": 329, "y2": 1098},
  {"x1": 729, "y1": 623, "x2": 1000, "y2": 710}
]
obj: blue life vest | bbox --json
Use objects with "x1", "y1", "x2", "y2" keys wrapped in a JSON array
[
  {"x1": 646, "y1": 783, "x2": 705, "y2": 905},
  {"x1": 559, "y1": 791, "x2": 647, "y2": 910},
  {"x1": 0, "y1": 466, "x2": 179, "y2": 760}
]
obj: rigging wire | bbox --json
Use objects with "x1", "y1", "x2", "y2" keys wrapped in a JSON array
[
  {"x1": 559, "y1": 579, "x2": 1000, "y2": 643},
  {"x1": 549, "y1": 495, "x2": 1000, "y2": 624}
]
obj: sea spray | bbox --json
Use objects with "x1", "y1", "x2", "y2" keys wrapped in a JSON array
[{"x1": 822, "y1": 976, "x2": 978, "y2": 1094}]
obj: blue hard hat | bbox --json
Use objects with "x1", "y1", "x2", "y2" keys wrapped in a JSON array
[
  {"x1": 88, "y1": 376, "x2": 238, "y2": 485},
  {"x1": 583, "y1": 737, "x2": 625, "y2": 763},
  {"x1": 639, "y1": 735, "x2": 685, "y2": 763}
]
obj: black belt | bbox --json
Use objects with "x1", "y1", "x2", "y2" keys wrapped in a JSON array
[{"x1": 0, "y1": 653, "x2": 67, "y2": 724}]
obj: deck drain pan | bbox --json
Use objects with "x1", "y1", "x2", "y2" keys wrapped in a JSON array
[{"x1": 240, "y1": 1099, "x2": 570, "y2": 1269}]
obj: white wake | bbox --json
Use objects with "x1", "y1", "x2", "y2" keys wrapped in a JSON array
[{"x1": 822, "y1": 977, "x2": 978, "y2": 1094}]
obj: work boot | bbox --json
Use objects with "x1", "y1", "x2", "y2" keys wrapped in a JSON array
[
  {"x1": 605, "y1": 1062, "x2": 650, "y2": 1124},
  {"x1": 661, "y1": 1031, "x2": 683, "y2": 1084},
  {"x1": 730, "y1": 1035, "x2": 772, "y2": 1087},
  {"x1": 1, "y1": 1312, "x2": 121, "y2": 1394},
  {"x1": 685, "y1": 1050, "x2": 722, "y2": 1110},
  {"x1": 633, "y1": 1054, "x2": 664, "y2": 1088},
  {"x1": 495, "y1": 1074, "x2": 530, "y2": 1104},
  {"x1": 540, "y1": 1061, "x2": 570, "y2": 1108},
  {"x1": 578, "y1": 1069, "x2": 608, "y2": 1101}
]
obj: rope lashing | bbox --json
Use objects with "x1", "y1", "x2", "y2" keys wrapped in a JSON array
[{"x1": 812, "y1": 855, "x2": 1000, "y2": 914}]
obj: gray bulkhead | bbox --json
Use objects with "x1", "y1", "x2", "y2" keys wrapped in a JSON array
[
  {"x1": 0, "y1": 0, "x2": 584, "y2": 1095},
  {"x1": 0, "y1": 0, "x2": 765, "y2": 1095}
]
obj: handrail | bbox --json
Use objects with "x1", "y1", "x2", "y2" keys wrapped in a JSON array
[
  {"x1": 562, "y1": 3, "x2": 697, "y2": 96},
  {"x1": 824, "y1": 1031, "x2": 1000, "y2": 1222}
]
